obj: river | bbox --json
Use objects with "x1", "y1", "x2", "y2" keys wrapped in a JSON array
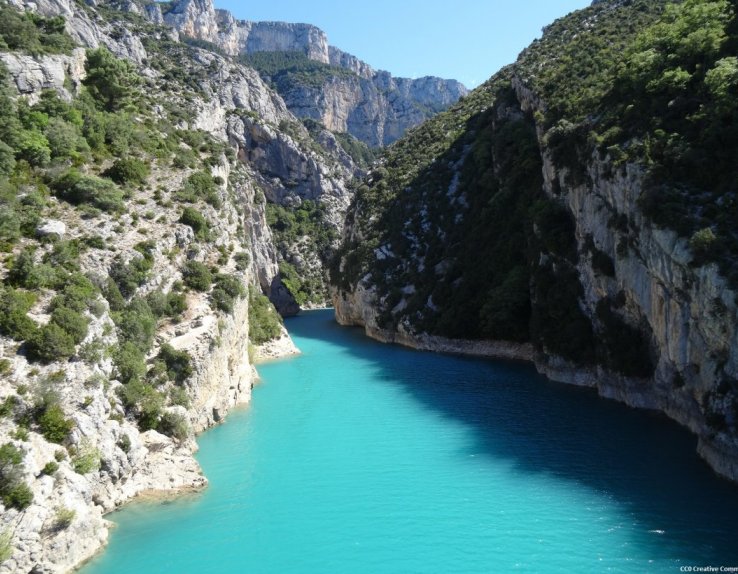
[{"x1": 82, "y1": 309, "x2": 738, "y2": 573}]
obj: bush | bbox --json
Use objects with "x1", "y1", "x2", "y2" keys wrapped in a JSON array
[
  {"x1": 116, "y1": 297, "x2": 156, "y2": 352},
  {"x1": 146, "y1": 290, "x2": 187, "y2": 318},
  {"x1": 38, "y1": 403, "x2": 74, "y2": 443},
  {"x1": 211, "y1": 274, "x2": 245, "y2": 313},
  {"x1": 83, "y1": 48, "x2": 139, "y2": 112},
  {"x1": 16, "y1": 129, "x2": 51, "y2": 166},
  {"x1": 0, "y1": 443, "x2": 32, "y2": 510},
  {"x1": 120, "y1": 379, "x2": 164, "y2": 431},
  {"x1": 182, "y1": 261, "x2": 212, "y2": 291},
  {"x1": 158, "y1": 411, "x2": 190, "y2": 441},
  {"x1": 52, "y1": 506, "x2": 75, "y2": 530},
  {"x1": 41, "y1": 461, "x2": 59, "y2": 475},
  {"x1": 176, "y1": 171, "x2": 220, "y2": 206},
  {"x1": 113, "y1": 341, "x2": 146, "y2": 384},
  {"x1": 103, "y1": 158, "x2": 149, "y2": 186},
  {"x1": 26, "y1": 323, "x2": 76, "y2": 363},
  {"x1": 109, "y1": 253, "x2": 152, "y2": 299},
  {"x1": 51, "y1": 170, "x2": 124, "y2": 213},
  {"x1": 234, "y1": 251, "x2": 250, "y2": 271},
  {"x1": 180, "y1": 207, "x2": 209, "y2": 240},
  {"x1": 157, "y1": 344, "x2": 193, "y2": 384},
  {"x1": 50, "y1": 306, "x2": 88, "y2": 345},
  {"x1": 71, "y1": 442, "x2": 100, "y2": 474},
  {"x1": 0, "y1": 288, "x2": 38, "y2": 341},
  {"x1": 248, "y1": 287, "x2": 282, "y2": 344}
]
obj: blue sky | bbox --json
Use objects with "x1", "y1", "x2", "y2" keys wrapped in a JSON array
[{"x1": 215, "y1": 1, "x2": 593, "y2": 88}]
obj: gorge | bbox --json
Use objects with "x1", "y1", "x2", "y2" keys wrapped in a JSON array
[{"x1": 0, "y1": 0, "x2": 737, "y2": 572}]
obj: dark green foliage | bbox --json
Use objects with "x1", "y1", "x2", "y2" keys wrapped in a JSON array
[
  {"x1": 38, "y1": 403, "x2": 74, "y2": 444},
  {"x1": 0, "y1": 442, "x2": 33, "y2": 509},
  {"x1": 51, "y1": 170, "x2": 124, "y2": 213},
  {"x1": 103, "y1": 158, "x2": 150, "y2": 186},
  {"x1": 83, "y1": 48, "x2": 139, "y2": 112},
  {"x1": 241, "y1": 51, "x2": 357, "y2": 91},
  {"x1": 0, "y1": 4, "x2": 75, "y2": 55},
  {"x1": 113, "y1": 341, "x2": 146, "y2": 385},
  {"x1": 595, "y1": 299, "x2": 655, "y2": 377},
  {"x1": 333, "y1": 131, "x2": 379, "y2": 169},
  {"x1": 179, "y1": 207, "x2": 209, "y2": 240},
  {"x1": 109, "y1": 253, "x2": 152, "y2": 299},
  {"x1": 50, "y1": 306, "x2": 88, "y2": 345},
  {"x1": 116, "y1": 297, "x2": 156, "y2": 353},
  {"x1": 157, "y1": 344, "x2": 192, "y2": 384},
  {"x1": 41, "y1": 461, "x2": 59, "y2": 475},
  {"x1": 248, "y1": 287, "x2": 283, "y2": 344},
  {"x1": 266, "y1": 200, "x2": 337, "y2": 305},
  {"x1": 157, "y1": 411, "x2": 190, "y2": 441},
  {"x1": 26, "y1": 323, "x2": 76, "y2": 363},
  {"x1": 210, "y1": 274, "x2": 245, "y2": 314},
  {"x1": 0, "y1": 287, "x2": 37, "y2": 341},
  {"x1": 176, "y1": 171, "x2": 220, "y2": 206},
  {"x1": 119, "y1": 379, "x2": 164, "y2": 431},
  {"x1": 182, "y1": 260, "x2": 212, "y2": 292},
  {"x1": 145, "y1": 290, "x2": 187, "y2": 319},
  {"x1": 233, "y1": 252, "x2": 251, "y2": 271}
]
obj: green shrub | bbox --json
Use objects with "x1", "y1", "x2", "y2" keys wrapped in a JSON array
[
  {"x1": 71, "y1": 442, "x2": 100, "y2": 474},
  {"x1": 38, "y1": 403, "x2": 74, "y2": 443},
  {"x1": 233, "y1": 251, "x2": 250, "y2": 271},
  {"x1": 83, "y1": 48, "x2": 139, "y2": 112},
  {"x1": 182, "y1": 260, "x2": 212, "y2": 291},
  {"x1": 157, "y1": 344, "x2": 192, "y2": 384},
  {"x1": 41, "y1": 461, "x2": 59, "y2": 475},
  {"x1": 158, "y1": 411, "x2": 190, "y2": 441},
  {"x1": 0, "y1": 288, "x2": 38, "y2": 341},
  {"x1": 52, "y1": 506, "x2": 75, "y2": 530},
  {"x1": 248, "y1": 287, "x2": 282, "y2": 344},
  {"x1": 26, "y1": 323, "x2": 76, "y2": 363},
  {"x1": 145, "y1": 290, "x2": 187, "y2": 319},
  {"x1": 116, "y1": 297, "x2": 156, "y2": 352},
  {"x1": 50, "y1": 306, "x2": 88, "y2": 345},
  {"x1": 211, "y1": 274, "x2": 245, "y2": 313},
  {"x1": 15, "y1": 129, "x2": 51, "y2": 166},
  {"x1": 179, "y1": 207, "x2": 209, "y2": 240},
  {"x1": 176, "y1": 171, "x2": 220, "y2": 206},
  {"x1": 113, "y1": 341, "x2": 146, "y2": 384},
  {"x1": 0, "y1": 5, "x2": 74, "y2": 55},
  {"x1": 44, "y1": 117, "x2": 87, "y2": 159},
  {"x1": 51, "y1": 170, "x2": 124, "y2": 213},
  {"x1": 120, "y1": 379, "x2": 164, "y2": 431},
  {"x1": 109, "y1": 253, "x2": 152, "y2": 299},
  {"x1": 103, "y1": 158, "x2": 149, "y2": 186},
  {"x1": 0, "y1": 443, "x2": 33, "y2": 510}
]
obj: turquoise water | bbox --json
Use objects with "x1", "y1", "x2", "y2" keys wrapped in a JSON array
[{"x1": 83, "y1": 310, "x2": 738, "y2": 573}]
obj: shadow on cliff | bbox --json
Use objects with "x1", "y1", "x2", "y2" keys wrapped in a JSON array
[{"x1": 285, "y1": 310, "x2": 738, "y2": 565}]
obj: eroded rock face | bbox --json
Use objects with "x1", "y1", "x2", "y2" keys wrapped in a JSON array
[
  {"x1": 157, "y1": 0, "x2": 467, "y2": 146},
  {"x1": 333, "y1": 70, "x2": 738, "y2": 484},
  {"x1": 0, "y1": 48, "x2": 86, "y2": 103}
]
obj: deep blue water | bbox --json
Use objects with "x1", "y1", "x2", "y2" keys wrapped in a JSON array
[{"x1": 83, "y1": 310, "x2": 738, "y2": 573}]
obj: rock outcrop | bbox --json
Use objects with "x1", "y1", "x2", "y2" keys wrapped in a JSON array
[
  {"x1": 332, "y1": 0, "x2": 738, "y2": 484},
  {"x1": 156, "y1": 0, "x2": 467, "y2": 146},
  {"x1": 0, "y1": 0, "x2": 367, "y2": 569}
]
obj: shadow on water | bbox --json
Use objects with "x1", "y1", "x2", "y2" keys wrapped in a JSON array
[{"x1": 285, "y1": 310, "x2": 738, "y2": 564}]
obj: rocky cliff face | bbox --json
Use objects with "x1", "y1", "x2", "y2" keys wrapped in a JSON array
[
  {"x1": 0, "y1": 0, "x2": 343, "y2": 570},
  {"x1": 156, "y1": 0, "x2": 467, "y2": 146},
  {"x1": 333, "y1": 0, "x2": 738, "y2": 483}
]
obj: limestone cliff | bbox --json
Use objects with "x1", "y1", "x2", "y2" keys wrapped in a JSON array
[
  {"x1": 333, "y1": 0, "x2": 738, "y2": 483},
  {"x1": 0, "y1": 0, "x2": 342, "y2": 570},
  {"x1": 156, "y1": 0, "x2": 467, "y2": 146}
]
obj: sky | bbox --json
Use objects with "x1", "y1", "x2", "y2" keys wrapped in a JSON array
[{"x1": 215, "y1": 1, "x2": 593, "y2": 88}]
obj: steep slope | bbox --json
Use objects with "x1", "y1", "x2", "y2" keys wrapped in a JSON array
[
  {"x1": 154, "y1": 0, "x2": 467, "y2": 146},
  {"x1": 333, "y1": 0, "x2": 738, "y2": 483},
  {"x1": 0, "y1": 0, "x2": 359, "y2": 570}
]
